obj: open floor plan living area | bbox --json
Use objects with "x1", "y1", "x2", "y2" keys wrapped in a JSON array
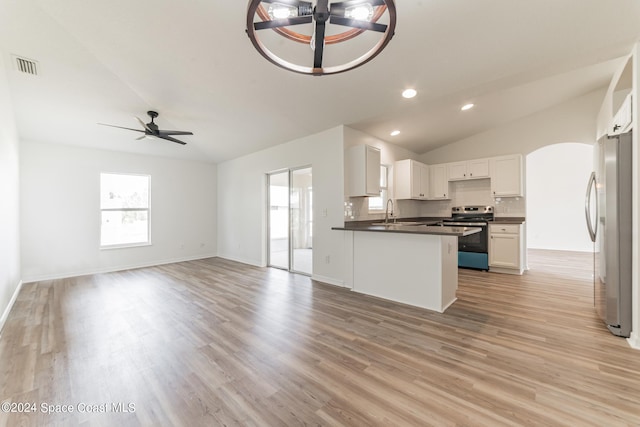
[{"x1": 2, "y1": 1, "x2": 640, "y2": 426}]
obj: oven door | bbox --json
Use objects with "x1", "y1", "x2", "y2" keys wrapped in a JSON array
[{"x1": 445, "y1": 221, "x2": 488, "y2": 253}]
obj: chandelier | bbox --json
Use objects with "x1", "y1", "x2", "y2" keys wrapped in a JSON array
[{"x1": 246, "y1": 0, "x2": 397, "y2": 76}]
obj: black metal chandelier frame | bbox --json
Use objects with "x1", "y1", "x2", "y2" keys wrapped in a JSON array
[{"x1": 246, "y1": 0, "x2": 397, "y2": 76}]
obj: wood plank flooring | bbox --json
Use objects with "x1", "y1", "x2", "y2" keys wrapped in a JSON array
[{"x1": 1, "y1": 250, "x2": 639, "y2": 426}]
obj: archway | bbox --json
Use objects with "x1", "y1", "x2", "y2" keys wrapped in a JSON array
[{"x1": 526, "y1": 142, "x2": 593, "y2": 253}]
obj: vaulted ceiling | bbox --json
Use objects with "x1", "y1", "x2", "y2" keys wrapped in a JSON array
[{"x1": 2, "y1": 1, "x2": 639, "y2": 163}]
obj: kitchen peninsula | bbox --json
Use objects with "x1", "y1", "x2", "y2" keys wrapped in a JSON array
[{"x1": 332, "y1": 223, "x2": 481, "y2": 313}]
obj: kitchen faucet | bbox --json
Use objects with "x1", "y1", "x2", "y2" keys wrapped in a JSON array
[{"x1": 385, "y1": 198, "x2": 394, "y2": 224}]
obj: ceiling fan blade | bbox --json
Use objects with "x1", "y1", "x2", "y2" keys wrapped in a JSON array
[
  {"x1": 254, "y1": 15, "x2": 312, "y2": 30},
  {"x1": 158, "y1": 135, "x2": 187, "y2": 145},
  {"x1": 98, "y1": 123, "x2": 145, "y2": 133},
  {"x1": 136, "y1": 116, "x2": 153, "y2": 132},
  {"x1": 330, "y1": 0, "x2": 385, "y2": 9},
  {"x1": 158, "y1": 130, "x2": 194, "y2": 136},
  {"x1": 330, "y1": 15, "x2": 387, "y2": 32}
]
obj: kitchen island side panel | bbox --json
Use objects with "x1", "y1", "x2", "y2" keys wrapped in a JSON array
[{"x1": 352, "y1": 231, "x2": 458, "y2": 312}]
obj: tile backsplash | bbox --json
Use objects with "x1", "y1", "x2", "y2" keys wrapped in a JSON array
[
  {"x1": 422, "y1": 179, "x2": 525, "y2": 218},
  {"x1": 345, "y1": 178, "x2": 525, "y2": 222}
]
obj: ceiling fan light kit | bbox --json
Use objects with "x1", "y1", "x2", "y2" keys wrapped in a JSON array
[
  {"x1": 98, "y1": 111, "x2": 193, "y2": 145},
  {"x1": 246, "y1": 0, "x2": 397, "y2": 76}
]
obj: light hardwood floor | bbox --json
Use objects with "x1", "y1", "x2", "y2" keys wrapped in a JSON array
[{"x1": 1, "y1": 250, "x2": 639, "y2": 426}]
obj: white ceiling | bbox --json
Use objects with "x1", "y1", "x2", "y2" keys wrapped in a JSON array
[{"x1": 1, "y1": 1, "x2": 639, "y2": 164}]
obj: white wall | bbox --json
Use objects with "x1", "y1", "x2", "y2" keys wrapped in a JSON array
[
  {"x1": 0, "y1": 55, "x2": 21, "y2": 331},
  {"x1": 217, "y1": 126, "x2": 346, "y2": 286},
  {"x1": 20, "y1": 142, "x2": 217, "y2": 282},
  {"x1": 421, "y1": 89, "x2": 604, "y2": 163},
  {"x1": 526, "y1": 143, "x2": 594, "y2": 251}
]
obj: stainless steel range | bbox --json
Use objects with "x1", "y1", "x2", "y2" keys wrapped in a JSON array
[{"x1": 442, "y1": 206, "x2": 494, "y2": 270}]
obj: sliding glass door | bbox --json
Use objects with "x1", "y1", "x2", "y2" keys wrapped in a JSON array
[
  {"x1": 268, "y1": 171, "x2": 289, "y2": 270},
  {"x1": 267, "y1": 167, "x2": 312, "y2": 275}
]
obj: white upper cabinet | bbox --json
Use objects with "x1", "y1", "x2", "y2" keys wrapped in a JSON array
[
  {"x1": 490, "y1": 154, "x2": 523, "y2": 197},
  {"x1": 428, "y1": 164, "x2": 449, "y2": 200},
  {"x1": 447, "y1": 159, "x2": 489, "y2": 181},
  {"x1": 611, "y1": 93, "x2": 632, "y2": 134},
  {"x1": 395, "y1": 159, "x2": 429, "y2": 200},
  {"x1": 468, "y1": 159, "x2": 490, "y2": 178},
  {"x1": 346, "y1": 145, "x2": 381, "y2": 197}
]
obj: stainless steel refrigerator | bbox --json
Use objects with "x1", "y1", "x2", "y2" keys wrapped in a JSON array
[{"x1": 585, "y1": 131, "x2": 632, "y2": 337}]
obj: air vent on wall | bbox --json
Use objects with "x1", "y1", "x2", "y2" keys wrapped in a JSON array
[{"x1": 12, "y1": 55, "x2": 39, "y2": 76}]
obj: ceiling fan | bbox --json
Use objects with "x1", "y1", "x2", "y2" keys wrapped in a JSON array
[{"x1": 99, "y1": 111, "x2": 193, "y2": 145}]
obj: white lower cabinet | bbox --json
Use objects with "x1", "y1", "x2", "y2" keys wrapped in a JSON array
[{"x1": 489, "y1": 223, "x2": 524, "y2": 274}]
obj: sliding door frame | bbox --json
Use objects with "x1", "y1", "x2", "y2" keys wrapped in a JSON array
[{"x1": 266, "y1": 165, "x2": 312, "y2": 276}]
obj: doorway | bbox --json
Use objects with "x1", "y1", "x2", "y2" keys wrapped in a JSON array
[{"x1": 267, "y1": 167, "x2": 313, "y2": 275}]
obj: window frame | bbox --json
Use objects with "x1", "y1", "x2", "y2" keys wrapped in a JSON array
[
  {"x1": 99, "y1": 172, "x2": 151, "y2": 250},
  {"x1": 368, "y1": 164, "x2": 389, "y2": 212}
]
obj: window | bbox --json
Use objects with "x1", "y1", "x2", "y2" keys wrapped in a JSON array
[
  {"x1": 100, "y1": 173, "x2": 150, "y2": 248},
  {"x1": 368, "y1": 165, "x2": 388, "y2": 211}
]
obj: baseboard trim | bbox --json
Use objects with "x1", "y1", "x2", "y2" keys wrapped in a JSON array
[
  {"x1": 21, "y1": 254, "x2": 218, "y2": 283},
  {"x1": 0, "y1": 280, "x2": 23, "y2": 336},
  {"x1": 627, "y1": 332, "x2": 640, "y2": 350},
  {"x1": 216, "y1": 254, "x2": 263, "y2": 268},
  {"x1": 441, "y1": 297, "x2": 458, "y2": 313},
  {"x1": 311, "y1": 274, "x2": 345, "y2": 288}
]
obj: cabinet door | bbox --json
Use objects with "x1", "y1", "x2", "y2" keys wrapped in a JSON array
[
  {"x1": 418, "y1": 163, "x2": 429, "y2": 199},
  {"x1": 447, "y1": 162, "x2": 467, "y2": 181},
  {"x1": 394, "y1": 159, "x2": 412, "y2": 200},
  {"x1": 347, "y1": 145, "x2": 380, "y2": 197},
  {"x1": 365, "y1": 145, "x2": 381, "y2": 195},
  {"x1": 468, "y1": 159, "x2": 489, "y2": 179},
  {"x1": 490, "y1": 155, "x2": 523, "y2": 197},
  {"x1": 429, "y1": 164, "x2": 449, "y2": 199},
  {"x1": 489, "y1": 233, "x2": 520, "y2": 268},
  {"x1": 410, "y1": 161, "x2": 427, "y2": 198}
]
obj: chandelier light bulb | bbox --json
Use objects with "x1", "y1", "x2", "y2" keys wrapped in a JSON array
[
  {"x1": 345, "y1": 3, "x2": 374, "y2": 21},
  {"x1": 268, "y1": 3, "x2": 298, "y2": 20}
]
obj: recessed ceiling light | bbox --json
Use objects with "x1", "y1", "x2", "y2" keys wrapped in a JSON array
[
  {"x1": 461, "y1": 103, "x2": 474, "y2": 111},
  {"x1": 390, "y1": 130, "x2": 400, "y2": 136},
  {"x1": 402, "y1": 89, "x2": 417, "y2": 99}
]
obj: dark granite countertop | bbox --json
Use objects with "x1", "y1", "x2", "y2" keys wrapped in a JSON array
[
  {"x1": 491, "y1": 217, "x2": 526, "y2": 224},
  {"x1": 332, "y1": 224, "x2": 481, "y2": 237}
]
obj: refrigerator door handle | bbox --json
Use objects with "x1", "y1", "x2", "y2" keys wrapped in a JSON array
[{"x1": 585, "y1": 171, "x2": 598, "y2": 242}]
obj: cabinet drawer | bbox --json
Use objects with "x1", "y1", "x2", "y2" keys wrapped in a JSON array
[{"x1": 490, "y1": 224, "x2": 519, "y2": 234}]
